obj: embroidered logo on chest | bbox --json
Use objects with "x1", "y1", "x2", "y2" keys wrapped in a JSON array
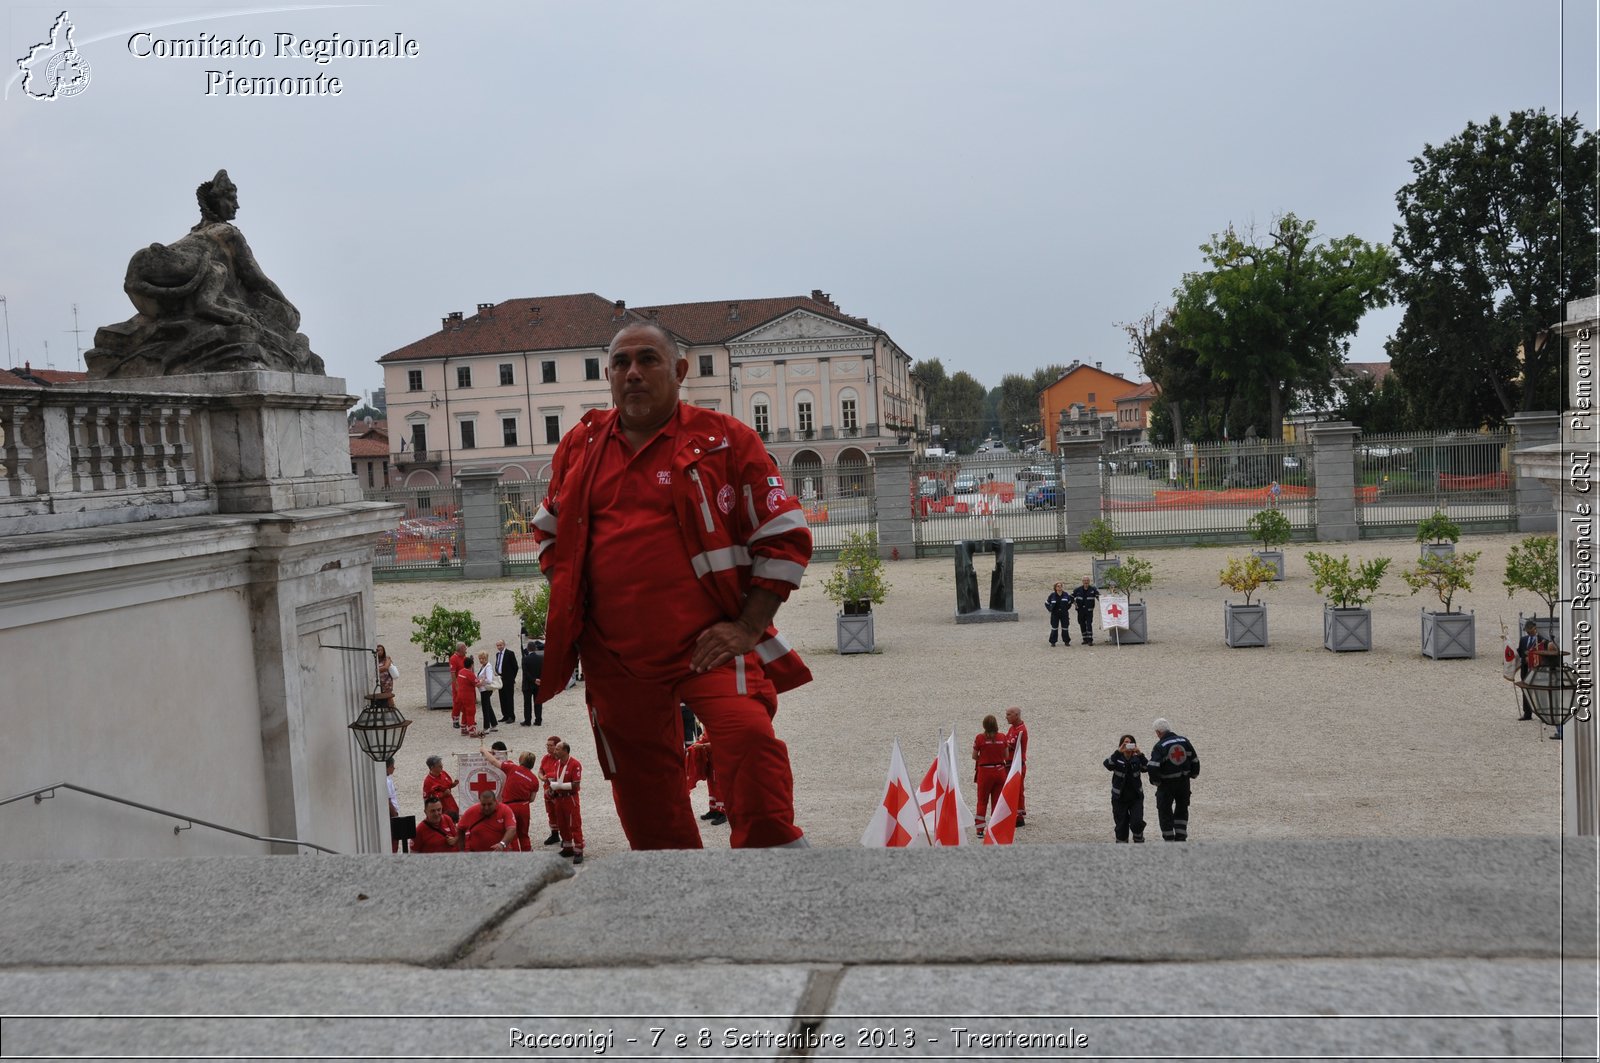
[
  {"x1": 716, "y1": 484, "x2": 734, "y2": 514},
  {"x1": 765, "y1": 487, "x2": 786, "y2": 513},
  {"x1": 656, "y1": 470, "x2": 672, "y2": 485}
]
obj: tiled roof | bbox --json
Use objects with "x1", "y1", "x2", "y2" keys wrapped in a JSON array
[
  {"x1": 350, "y1": 435, "x2": 390, "y2": 458},
  {"x1": 1048, "y1": 363, "x2": 1136, "y2": 389},
  {"x1": 1342, "y1": 361, "x2": 1392, "y2": 384},
  {"x1": 1114, "y1": 381, "x2": 1158, "y2": 403},
  {"x1": 0, "y1": 368, "x2": 41, "y2": 388},
  {"x1": 379, "y1": 292, "x2": 881, "y2": 363}
]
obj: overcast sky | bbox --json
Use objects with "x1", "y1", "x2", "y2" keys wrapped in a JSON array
[{"x1": 2, "y1": 0, "x2": 1594, "y2": 400}]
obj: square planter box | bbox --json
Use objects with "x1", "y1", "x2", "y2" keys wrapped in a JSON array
[
  {"x1": 1323, "y1": 606, "x2": 1372, "y2": 652},
  {"x1": 1091, "y1": 557, "x2": 1121, "y2": 586},
  {"x1": 1420, "y1": 542, "x2": 1457, "y2": 561},
  {"x1": 837, "y1": 611, "x2": 876, "y2": 654},
  {"x1": 1223, "y1": 602, "x2": 1268, "y2": 647},
  {"x1": 1519, "y1": 613, "x2": 1560, "y2": 645},
  {"x1": 1106, "y1": 600, "x2": 1148, "y2": 644},
  {"x1": 424, "y1": 663, "x2": 455, "y2": 709},
  {"x1": 1420, "y1": 609, "x2": 1475, "y2": 659},
  {"x1": 1254, "y1": 549, "x2": 1286, "y2": 581}
]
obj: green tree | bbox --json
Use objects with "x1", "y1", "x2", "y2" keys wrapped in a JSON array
[
  {"x1": 1172, "y1": 214, "x2": 1396, "y2": 440},
  {"x1": 1388, "y1": 110, "x2": 1597, "y2": 427},
  {"x1": 996, "y1": 373, "x2": 1039, "y2": 446},
  {"x1": 943, "y1": 371, "x2": 989, "y2": 449},
  {"x1": 1334, "y1": 372, "x2": 1410, "y2": 433}
]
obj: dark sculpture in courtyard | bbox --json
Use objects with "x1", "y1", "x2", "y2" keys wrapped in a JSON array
[
  {"x1": 85, "y1": 170, "x2": 325, "y2": 378},
  {"x1": 954, "y1": 538, "x2": 1019, "y2": 623}
]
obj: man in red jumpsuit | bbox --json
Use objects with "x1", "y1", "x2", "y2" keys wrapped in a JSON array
[
  {"x1": 971, "y1": 714, "x2": 1010, "y2": 838},
  {"x1": 422, "y1": 755, "x2": 461, "y2": 821},
  {"x1": 453, "y1": 656, "x2": 479, "y2": 736},
  {"x1": 457, "y1": 785, "x2": 517, "y2": 852},
  {"x1": 685, "y1": 731, "x2": 727, "y2": 826},
  {"x1": 538, "y1": 734, "x2": 562, "y2": 846},
  {"x1": 485, "y1": 740, "x2": 539, "y2": 851},
  {"x1": 412, "y1": 796, "x2": 459, "y2": 853},
  {"x1": 546, "y1": 740, "x2": 585, "y2": 863},
  {"x1": 533, "y1": 322, "x2": 812, "y2": 851},
  {"x1": 1005, "y1": 706, "x2": 1030, "y2": 827},
  {"x1": 448, "y1": 643, "x2": 467, "y2": 730}
]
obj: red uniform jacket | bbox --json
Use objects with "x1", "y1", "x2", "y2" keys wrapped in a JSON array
[
  {"x1": 496, "y1": 759, "x2": 538, "y2": 804},
  {"x1": 532, "y1": 404, "x2": 813, "y2": 704},
  {"x1": 412, "y1": 815, "x2": 458, "y2": 853},
  {"x1": 1006, "y1": 722, "x2": 1030, "y2": 770},
  {"x1": 973, "y1": 732, "x2": 1010, "y2": 781},
  {"x1": 551, "y1": 756, "x2": 582, "y2": 796},
  {"x1": 458, "y1": 801, "x2": 517, "y2": 851},
  {"x1": 422, "y1": 770, "x2": 460, "y2": 820}
]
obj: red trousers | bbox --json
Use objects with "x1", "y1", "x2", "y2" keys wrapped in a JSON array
[
  {"x1": 506, "y1": 800, "x2": 532, "y2": 851},
  {"x1": 584, "y1": 656, "x2": 802, "y2": 849},
  {"x1": 974, "y1": 768, "x2": 1006, "y2": 830},
  {"x1": 553, "y1": 795, "x2": 584, "y2": 852},
  {"x1": 543, "y1": 792, "x2": 558, "y2": 830}
]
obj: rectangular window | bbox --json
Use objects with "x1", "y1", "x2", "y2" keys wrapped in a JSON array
[
  {"x1": 753, "y1": 404, "x2": 770, "y2": 436},
  {"x1": 367, "y1": 463, "x2": 375, "y2": 488},
  {"x1": 456, "y1": 366, "x2": 472, "y2": 389},
  {"x1": 410, "y1": 425, "x2": 427, "y2": 455},
  {"x1": 699, "y1": 354, "x2": 714, "y2": 377},
  {"x1": 797, "y1": 402, "x2": 814, "y2": 434},
  {"x1": 499, "y1": 363, "x2": 514, "y2": 387},
  {"x1": 542, "y1": 360, "x2": 557, "y2": 384},
  {"x1": 502, "y1": 417, "x2": 518, "y2": 447},
  {"x1": 460, "y1": 421, "x2": 476, "y2": 450},
  {"x1": 545, "y1": 414, "x2": 561, "y2": 444},
  {"x1": 1087, "y1": 392, "x2": 1095, "y2": 403},
  {"x1": 585, "y1": 357, "x2": 600, "y2": 381},
  {"x1": 407, "y1": 369, "x2": 422, "y2": 392},
  {"x1": 841, "y1": 398, "x2": 858, "y2": 431}
]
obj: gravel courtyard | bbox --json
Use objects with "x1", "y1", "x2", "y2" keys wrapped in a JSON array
[{"x1": 377, "y1": 532, "x2": 1564, "y2": 855}]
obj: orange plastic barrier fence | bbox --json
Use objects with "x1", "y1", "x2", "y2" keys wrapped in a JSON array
[{"x1": 1439, "y1": 472, "x2": 1510, "y2": 490}]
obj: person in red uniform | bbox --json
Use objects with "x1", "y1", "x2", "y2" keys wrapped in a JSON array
[
  {"x1": 485, "y1": 740, "x2": 539, "y2": 851},
  {"x1": 1005, "y1": 705, "x2": 1030, "y2": 827},
  {"x1": 453, "y1": 655, "x2": 480, "y2": 736},
  {"x1": 532, "y1": 321, "x2": 813, "y2": 851},
  {"x1": 457, "y1": 785, "x2": 516, "y2": 852},
  {"x1": 684, "y1": 731, "x2": 727, "y2": 826},
  {"x1": 547, "y1": 740, "x2": 585, "y2": 863},
  {"x1": 422, "y1": 755, "x2": 461, "y2": 821},
  {"x1": 538, "y1": 734, "x2": 562, "y2": 846},
  {"x1": 411, "y1": 796, "x2": 459, "y2": 853},
  {"x1": 448, "y1": 642, "x2": 468, "y2": 730},
  {"x1": 971, "y1": 714, "x2": 1010, "y2": 838}
]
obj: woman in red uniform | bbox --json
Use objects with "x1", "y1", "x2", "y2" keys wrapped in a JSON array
[
  {"x1": 453, "y1": 655, "x2": 480, "y2": 736},
  {"x1": 971, "y1": 714, "x2": 1010, "y2": 839},
  {"x1": 422, "y1": 754, "x2": 461, "y2": 821}
]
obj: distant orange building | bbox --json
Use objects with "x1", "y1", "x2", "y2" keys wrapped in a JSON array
[
  {"x1": 1039, "y1": 362, "x2": 1136, "y2": 452},
  {"x1": 1111, "y1": 380, "x2": 1158, "y2": 446}
]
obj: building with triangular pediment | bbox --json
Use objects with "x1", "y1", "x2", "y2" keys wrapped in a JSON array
[{"x1": 376, "y1": 290, "x2": 923, "y2": 485}]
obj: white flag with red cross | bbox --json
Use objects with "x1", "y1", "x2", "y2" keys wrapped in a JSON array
[
  {"x1": 454, "y1": 751, "x2": 504, "y2": 810},
  {"x1": 1503, "y1": 633, "x2": 1519, "y2": 681},
  {"x1": 1100, "y1": 593, "x2": 1130, "y2": 630},
  {"x1": 861, "y1": 739, "x2": 929, "y2": 847},
  {"x1": 983, "y1": 750, "x2": 1026, "y2": 846},
  {"x1": 917, "y1": 730, "x2": 973, "y2": 846}
]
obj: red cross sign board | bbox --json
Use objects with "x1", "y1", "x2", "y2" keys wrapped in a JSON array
[
  {"x1": 454, "y1": 752, "x2": 504, "y2": 807},
  {"x1": 1099, "y1": 593, "x2": 1130, "y2": 630}
]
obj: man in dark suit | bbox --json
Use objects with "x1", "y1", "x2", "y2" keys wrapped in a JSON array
[
  {"x1": 1516, "y1": 620, "x2": 1539, "y2": 722},
  {"x1": 495, "y1": 639, "x2": 519, "y2": 725},
  {"x1": 521, "y1": 639, "x2": 544, "y2": 726}
]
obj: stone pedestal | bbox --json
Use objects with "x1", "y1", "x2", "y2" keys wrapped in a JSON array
[
  {"x1": 1307, "y1": 421, "x2": 1359, "y2": 542},
  {"x1": 455, "y1": 468, "x2": 504, "y2": 579},
  {"x1": 871, "y1": 445, "x2": 915, "y2": 560}
]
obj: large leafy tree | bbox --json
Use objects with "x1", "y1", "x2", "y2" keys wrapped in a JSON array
[
  {"x1": 1388, "y1": 110, "x2": 1597, "y2": 427},
  {"x1": 912, "y1": 358, "x2": 990, "y2": 450},
  {"x1": 1171, "y1": 214, "x2": 1395, "y2": 440}
]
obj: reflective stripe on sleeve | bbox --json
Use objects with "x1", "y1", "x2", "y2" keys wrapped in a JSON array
[
  {"x1": 690, "y1": 545, "x2": 752, "y2": 578},
  {"x1": 743, "y1": 485, "x2": 760, "y2": 528},
  {"x1": 734, "y1": 655, "x2": 747, "y2": 695},
  {"x1": 751, "y1": 556, "x2": 805, "y2": 585},
  {"x1": 747, "y1": 508, "x2": 808, "y2": 544},
  {"x1": 754, "y1": 632, "x2": 791, "y2": 664}
]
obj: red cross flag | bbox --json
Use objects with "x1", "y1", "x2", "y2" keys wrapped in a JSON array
[
  {"x1": 453, "y1": 751, "x2": 504, "y2": 809},
  {"x1": 1100, "y1": 593, "x2": 1130, "y2": 630},
  {"x1": 982, "y1": 749, "x2": 1026, "y2": 846},
  {"x1": 1503, "y1": 633, "x2": 1519, "y2": 681},
  {"x1": 861, "y1": 738, "x2": 929, "y2": 847},
  {"x1": 918, "y1": 730, "x2": 974, "y2": 846}
]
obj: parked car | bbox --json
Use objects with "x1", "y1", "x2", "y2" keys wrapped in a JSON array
[
  {"x1": 1282, "y1": 455, "x2": 1301, "y2": 470},
  {"x1": 918, "y1": 478, "x2": 942, "y2": 498},
  {"x1": 1024, "y1": 481, "x2": 1062, "y2": 510},
  {"x1": 1017, "y1": 464, "x2": 1052, "y2": 483},
  {"x1": 953, "y1": 474, "x2": 979, "y2": 494}
]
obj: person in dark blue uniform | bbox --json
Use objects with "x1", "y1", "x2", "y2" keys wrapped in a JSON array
[
  {"x1": 1046, "y1": 582, "x2": 1073, "y2": 646},
  {"x1": 1103, "y1": 734, "x2": 1147, "y2": 843},
  {"x1": 1146, "y1": 718, "x2": 1199, "y2": 841},
  {"x1": 1070, "y1": 576, "x2": 1099, "y2": 645}
]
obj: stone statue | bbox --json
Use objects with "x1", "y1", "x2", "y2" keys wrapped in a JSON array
[
  {"x1": 86, "y1": 170, "x2": 325, "y2": 378},
  {"x1": 954, "y1": 539, "x2": 1019, "y2": 623}
]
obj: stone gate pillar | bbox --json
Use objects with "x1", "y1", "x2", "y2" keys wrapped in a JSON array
[
  {"x1": 1307, "y1": 420, "x2": 1359, "y2": 542},
  {"x1": 455, "y1": 468, "x2": 504, "y2": 579},
  {"x1": 1509, "y1": 411, "x2": 1560, "y2": 533},
  {"x1": 871, "y1": 445, "x2": 914, "y2": 560}
]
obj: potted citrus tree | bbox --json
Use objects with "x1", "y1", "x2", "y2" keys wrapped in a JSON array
[
  {"x1": 1503, "y1": 534, "x2": 1559, "y2": 643},
  {"x1": 1305, "y1": 551, "x2": 1391, "y2": 652},
  {"x1": 410, "y1": 604, "x2": 481, "y2": 709},
  {"x1": 1416, "y1": 509, "x2": 1461, "y2": 561},
  {"x1": 1079, "y1": 517, "x2": 1122, "y2": 586},
  {"x1": 1219, "y1": 554, "x2": 1275, "y2": 647},
  {"x1": 1401, "y1": 550, "x2": 1480, "y2": 659},
  {"x1": 1245, "y1": 507, "x2": 1292, "y2": 581},
  {"x1": 1100, "y1": 556, "x2": 1153, "y2": 644},
  {"x1": 823, "y1": 530, "x2": 890, "y2": 654}
]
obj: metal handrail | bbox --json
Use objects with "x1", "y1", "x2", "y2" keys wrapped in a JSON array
[{"x1": 1, "y1": 782, "x2": 341, "y2": 854}]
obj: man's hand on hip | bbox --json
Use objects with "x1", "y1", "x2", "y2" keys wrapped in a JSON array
[{"x1": 691, "y1": 619, "x2": 761, "y2": 673}]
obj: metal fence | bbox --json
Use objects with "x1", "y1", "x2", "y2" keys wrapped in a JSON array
[
  {"x1": 365, "y1": 484, "x2": 463, "y2": 577},
  {"x1": 779, "y1": 458, "x2": 876, "y2": 556},
  {"x1": 910, "y1": 450, "x2": 1068, "y2": 556},
  {"x1": 497, "y1": 480, "x2": 552, "y2": 571},
  {"x1": 1106, "y1": 439, "x2": 1315, "y2": 546},
  {"x1": 1354, "y1": 430, "x2": 1515, "y2": 536}
]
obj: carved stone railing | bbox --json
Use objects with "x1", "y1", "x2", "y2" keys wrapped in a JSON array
[{"x1": 0, "y1": 371, "x2": 363, "y2": 536}]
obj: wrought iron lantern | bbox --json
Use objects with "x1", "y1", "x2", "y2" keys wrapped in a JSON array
[
  {"x1": 1512, "y1": 647, "x2": 1586, "y2": 727},
  {"x1": 348, "y1": 691, "x2": 412, "y2": 763}
]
